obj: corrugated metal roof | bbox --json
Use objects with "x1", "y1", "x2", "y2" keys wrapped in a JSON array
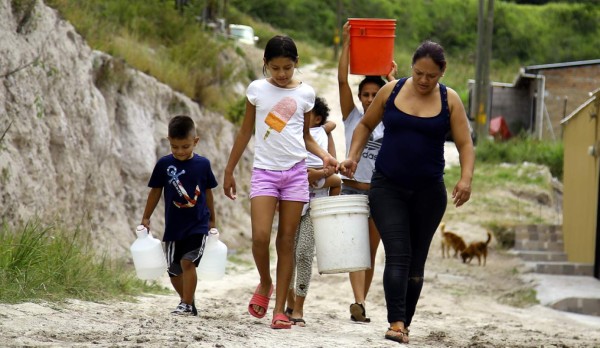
[{"x1": 525, "y1": 59, "x2": 600, "y2": 72}]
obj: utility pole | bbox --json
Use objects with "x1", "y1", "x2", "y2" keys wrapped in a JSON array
[{"x1": 472, "y1": 0, "x2": 494, "y2": 143}]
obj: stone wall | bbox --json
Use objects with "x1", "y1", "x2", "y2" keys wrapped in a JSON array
[{"x1": 0, "y1": 0, "x2": 254, "y2": 256}]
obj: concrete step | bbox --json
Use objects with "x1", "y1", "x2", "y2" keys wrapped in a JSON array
[
  {"x1": 515, "y1": 224, "x2": 562, "y2": 242},
  {"x1": 533, "y1": 262, "x2": 594, "y2": 276},
  {"x1": 515, "y1": 224, "x2": 562, "y2": 235},
  {"x1": 515, "y1": 229, "x2": 563, "y2": 242},
  {"x1": 511, "y1": 250, "x2": 568, "y2": 262},
  {"x1": 514, "y1": 240, "x2": 564, "y2": 252}
]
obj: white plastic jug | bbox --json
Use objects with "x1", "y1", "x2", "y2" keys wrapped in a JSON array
[
  {"x1": 197, "y1": 228, "x2": 227, "y2": 280},
  {"x1": 130, "y1": 225, "x2": 167, "y2": 280}
]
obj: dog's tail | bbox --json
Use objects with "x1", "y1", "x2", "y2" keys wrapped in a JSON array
[
  {"x1": 485, "y1": 230, "x2": 492, "y2": 245},
  {"x1": 439, "y1": 222, "x2": 446, "y2": 233}
]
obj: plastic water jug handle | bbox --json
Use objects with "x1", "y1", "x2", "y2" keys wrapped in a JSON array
[
  {"x1": 136, "y1": 225, "x2": 149, "y2": 238},
  {"x1": 208, "y1": 228, "x2": 219, "y2": 238}
]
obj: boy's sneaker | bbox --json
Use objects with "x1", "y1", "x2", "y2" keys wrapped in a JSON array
[{"x1": 171, "y1": 302, "x2": 194, "y2": 316}]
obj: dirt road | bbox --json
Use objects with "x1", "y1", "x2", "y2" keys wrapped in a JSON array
[{"x1": 2, "y1": 62, "x2": 600, "y2": 348}]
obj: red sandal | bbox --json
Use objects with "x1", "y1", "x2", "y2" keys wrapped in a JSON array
[
  {"x1": 248, "y1": 284, "x2": 273, "y2": 319},
  {"x1": 271, "y1": 313, "x2": 292, "y2": 329}
]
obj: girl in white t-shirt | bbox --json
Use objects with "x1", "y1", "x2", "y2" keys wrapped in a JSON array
[{"x1": 223, "y1": 35, "x2": 337, "y2": 330}]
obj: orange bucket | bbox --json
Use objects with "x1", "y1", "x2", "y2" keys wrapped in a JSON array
[{"x1": 348, "y1": 18, "x2": 396, "y2": 76}]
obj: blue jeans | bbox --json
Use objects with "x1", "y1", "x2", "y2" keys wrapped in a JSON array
[{"x1": 369, "y1": 171, "x2": 447, "y2": 326}]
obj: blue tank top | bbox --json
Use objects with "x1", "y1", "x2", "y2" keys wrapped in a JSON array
[{"x1": 375, "y1": 78, "x2": 450, "y2": 190}]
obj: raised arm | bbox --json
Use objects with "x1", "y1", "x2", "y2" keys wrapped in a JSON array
[
  {"x1": 386, "y1": 61, "x2": 398, "y2": 82},
  {"x1": 338, "y1": 21, "x2": 356, "y2": 120}
]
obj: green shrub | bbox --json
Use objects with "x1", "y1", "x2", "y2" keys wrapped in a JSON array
[
  {"x1": 229, "y1": 0, "x2": 599, "y2": 64},
  {"x1": 93, "y1": 56, "x2": 130, "y2": 91},
  {"x1": 0, "y1": 221, "x2": 168, "y2": 303},
  {"x1": 44, "y1": 0, "x2": 598, "y2": 123},
  {"x1": 226, "y1": 96, "x2": 247, "y2": 125},
  {"x1": 476, "y1": 137, "x2": 563, "y2": 179},
  {"x1": 11, "y1": 0, "x2": 37, "y2": 33},
  {"x1": 485, "y1": 221, "x2": 516, "y2": 249},
  {"x1": 498, "y1": 287, "x2": 539, "y2": 308},
  {"x1": 45, "y1": 0, "x2": 246, "y2": 114}
]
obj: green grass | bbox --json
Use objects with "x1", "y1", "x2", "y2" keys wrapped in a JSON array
[
  {"x1": 0, "y1": 221, "x2": 168, "y2": 304},
  {"x1": 475, "y1": 137, "x2": 564, "y2": 179},
  {"x1": 46, "y1": 0, "x2": 244, "y2": 115},
  {"x1": 444, "y1": 161, "x2": 553, "y2": 195},
  {"x1": 443, "y1": 137, "x2": 562, "y2": 241},
  {"x1": 445, "y1": 136, "x2": 564, "y2": 191},
  {"x1": 498, "y1": 287, "x2": 539, "y2": 308}
]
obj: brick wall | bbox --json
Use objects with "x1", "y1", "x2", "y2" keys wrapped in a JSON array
[{"x1": 541, "y1": 65, "x2": 600, "y2": 139}]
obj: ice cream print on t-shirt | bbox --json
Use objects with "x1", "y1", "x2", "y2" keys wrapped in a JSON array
[
  {"x1": 167, "y1": 165, "x2": 200, "y2": 208},
  {"x1": 264, "y1": 97, "x2": 297, "y2": 140}
]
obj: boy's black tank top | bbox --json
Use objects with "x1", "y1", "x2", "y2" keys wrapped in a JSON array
[{"x1": 375, "y1": 77, "x2": 451, "y2": 190}]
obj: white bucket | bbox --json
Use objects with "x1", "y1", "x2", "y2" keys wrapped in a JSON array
[{"x1": 310, "y1": 195, "x2": 371, "y2": 274}]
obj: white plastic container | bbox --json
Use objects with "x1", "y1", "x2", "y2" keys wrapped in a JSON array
[
  {"x1": 197, "y1": 228, "x2": 228, "y2": 280},
  {"x1": 310, "y1": 195, "x2": 371, "y2": 274},
  {"x1": 130, "y1": 225, "x2": 167, "y2": 280}
]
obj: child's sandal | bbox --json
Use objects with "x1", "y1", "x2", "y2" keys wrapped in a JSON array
[
  {"x1": 349, "y1": 302, "x2": 371, "y2": 322},
  {"x1": 385, "y1": 327, "x2": 409, "y2": 344}
]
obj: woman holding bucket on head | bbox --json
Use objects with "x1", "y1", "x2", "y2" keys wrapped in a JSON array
[
  {"x1": 339, "y1": 40, "x2": 475, "y2": 344},
  {"x1": 338, "y1": 20, "x2": 396, "y2": 323},
  {"x1": 223, "y1": 35, "x2": 337, "y2": 330}
]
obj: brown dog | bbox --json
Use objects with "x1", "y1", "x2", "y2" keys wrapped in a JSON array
[
  {"x1": 461, "y1": 231, "x2": 492, "y2": 266},
  {"x1": 440, "y1": 222, "x2": 467, "y2": 258}
]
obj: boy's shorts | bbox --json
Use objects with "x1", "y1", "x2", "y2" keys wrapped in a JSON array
[
  {"x1": 165, "y1": 233, "x2": 207, "y2": 277},
  {"x1": 250, "y1": 160, "x2": 309, "y2": 202}
]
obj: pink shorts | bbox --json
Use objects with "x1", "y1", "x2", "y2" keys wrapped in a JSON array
[{"x1": 250, "y1": 160, "x2": 309, "y2": 202}]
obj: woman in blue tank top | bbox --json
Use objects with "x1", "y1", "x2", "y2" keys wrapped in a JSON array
[{"x1": 339, "y1": 40, "x2": 475, "y2": 344}]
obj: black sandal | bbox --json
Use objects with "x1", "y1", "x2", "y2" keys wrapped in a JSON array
[
  {"x1": 290, "y1": 317, "x2": 306, "y2": 327},
  {"x1": 385, "y1": 327, "x2": 409, "y2": 344},
  {"x1": 349, "y1": 303, "x2": 371, "y2": 323}
]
